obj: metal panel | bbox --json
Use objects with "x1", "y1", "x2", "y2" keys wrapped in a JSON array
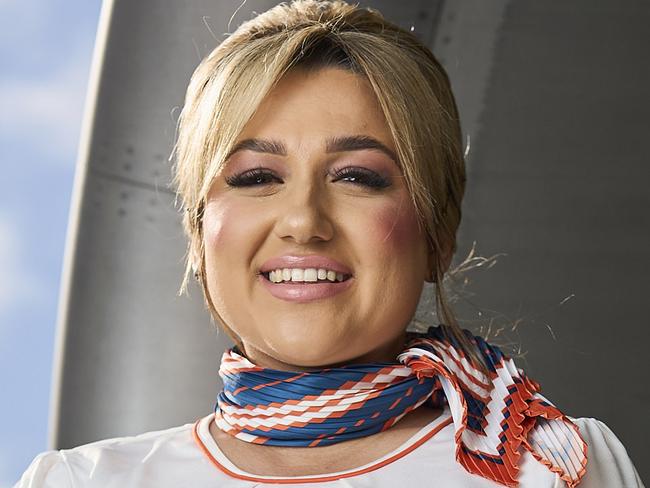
[{"x1": 452, "y1": 0, "x2": 650, "y2": 478}]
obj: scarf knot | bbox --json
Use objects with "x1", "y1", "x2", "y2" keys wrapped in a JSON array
[
  {"x1": 399, "y1": 351, "x2": 443, "y2": 381},
  {"x1": 214, "y1": 325, "x2": 587, "y2": 487}
]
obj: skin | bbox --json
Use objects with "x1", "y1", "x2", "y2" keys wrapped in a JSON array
[
  {"x1": 202, "y1": 67, "x2": 442, "y2": 474},
  {"x1": 203, "y1": 67, "x2": 434, "y2": 370}
]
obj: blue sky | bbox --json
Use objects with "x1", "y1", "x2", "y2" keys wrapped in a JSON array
[{"x1": 0, "y1": 0, "x2": 102, "y2": 485}]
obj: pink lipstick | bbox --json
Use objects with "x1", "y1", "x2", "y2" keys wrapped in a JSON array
[{"x1": 258, "y1": 254, "x2": 354, "y2": 303}]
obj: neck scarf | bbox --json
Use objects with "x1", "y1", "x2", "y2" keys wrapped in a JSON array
[{"x1": 215, "y1": 325, "x2": 587, "y2": 487}]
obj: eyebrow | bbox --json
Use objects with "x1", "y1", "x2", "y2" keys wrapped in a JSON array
[{"x1": 225, "y1": 135, "x2": 398, "y2": 163}]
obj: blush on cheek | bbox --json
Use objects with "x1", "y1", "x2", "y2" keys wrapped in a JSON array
[
  {"x1": 203, "y1": 198, "x2": 258, "y2": 251},
  {"x1": 203, "y1": 201, "x2": 231, "y2": 247},
  {"x1": 371, "y1": 196, "x2": 423, "y2": 251},
  {"x1": 203, "y1": 198, "x2": 270, "y2": 251}
]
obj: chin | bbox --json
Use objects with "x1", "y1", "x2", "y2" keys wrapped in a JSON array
[{"x1": 265, "y1": 336, "x2": 352, "y2": 369}]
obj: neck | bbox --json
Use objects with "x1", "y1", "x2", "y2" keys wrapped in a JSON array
[{"x1": 239, "y1": 329, "x2": 409, "y2": 371}]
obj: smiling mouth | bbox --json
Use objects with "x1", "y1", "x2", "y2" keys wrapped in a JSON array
[{"x1": 260, "y1": 271, "x2": 353, "y2": 283}]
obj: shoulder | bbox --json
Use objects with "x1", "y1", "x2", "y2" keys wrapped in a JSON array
[
  {"x1": 569, "y1": 416, "x2": 644, "y2": 487},
  {"x1": 13, "y1": 450, "x2": 72, "y2": 488},
  {"x1": 13, "y1": 421, "x2": 197, "y2": 488}
]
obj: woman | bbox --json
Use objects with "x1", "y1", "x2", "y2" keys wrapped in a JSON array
[{"x1": 15, "y1": 1, "x2": 643, "y2": 486}]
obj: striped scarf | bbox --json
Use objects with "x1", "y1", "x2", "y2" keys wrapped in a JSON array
[{"x1": 214, "y1": 325, "x2": 587, "y2": 487}]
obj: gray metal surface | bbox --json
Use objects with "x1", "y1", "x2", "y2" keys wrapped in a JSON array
[
  {"x1": 52, "y1": 0, "x2": 648, "y2": 481},
  {"x1": 453, "y1": 0, "x2": 650, "y2": 478}
]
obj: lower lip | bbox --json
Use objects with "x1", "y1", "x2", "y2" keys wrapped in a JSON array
[{"x1": 259, "y1": 274, "x2": 354, "y2": 303}]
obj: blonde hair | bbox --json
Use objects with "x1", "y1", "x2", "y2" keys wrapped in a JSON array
[{"x1": 172, "y1": 0, "x2": 482, "y2": 368}]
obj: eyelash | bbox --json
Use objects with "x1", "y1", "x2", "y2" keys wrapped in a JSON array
[
  {"x1": 225, "y1": 168, "x2": 282, "y2": 187},
  {"x1": 224, "y1": 167, "x2": 391, "y2": 189},
  {"x1": 332, "y1": 167, "x2": 391, "y2": 189}
]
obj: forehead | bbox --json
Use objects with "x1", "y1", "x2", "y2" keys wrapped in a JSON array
[{"x1": 235, "y1": 67, "x2": 395, "y2": 151}]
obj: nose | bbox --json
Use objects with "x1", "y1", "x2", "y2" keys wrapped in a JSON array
[{"x1": 273, "y1": 178, "x2": 334, "y2": 245}]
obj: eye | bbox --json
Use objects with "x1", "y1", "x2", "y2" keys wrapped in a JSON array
[
  {"x1": 331, "y1": 166, "x2": 391, "y2": 189},
  {"x1": 225, "y1": 167, "x2": 282, "y2": 187}
]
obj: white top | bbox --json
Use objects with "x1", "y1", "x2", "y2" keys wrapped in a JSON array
[{"x1": 14, "y1": 407, "x2": 644, "y2": 487}]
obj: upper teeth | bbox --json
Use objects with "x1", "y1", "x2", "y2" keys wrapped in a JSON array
[{"x1": 267, "y1": 268, "x2": 346, "y2": 283}]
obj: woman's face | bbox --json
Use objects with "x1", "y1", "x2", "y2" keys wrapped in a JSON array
[{"x1": 202, "y1": 67, "x2": 431, "y2": 370}]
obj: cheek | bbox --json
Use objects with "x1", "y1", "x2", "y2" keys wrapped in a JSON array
[
  {"x1": 203, "y1": 198, "x2": 260, "y2": 250},
  {"x1": 203, "y1": 203, "x2": 225, "y2": 247},
  {"x1": 202, "y1": 198, "x2": 258, "y2": 285},
  {"x1": 365, "y1": 195, "x2": 423, "y2": 254},
  {"x1": 202, "y1": 198, "x2": 262, "y2": 326},
  {"x1": 203, "y1": 200, "x2": 233, "y2": 249}
]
